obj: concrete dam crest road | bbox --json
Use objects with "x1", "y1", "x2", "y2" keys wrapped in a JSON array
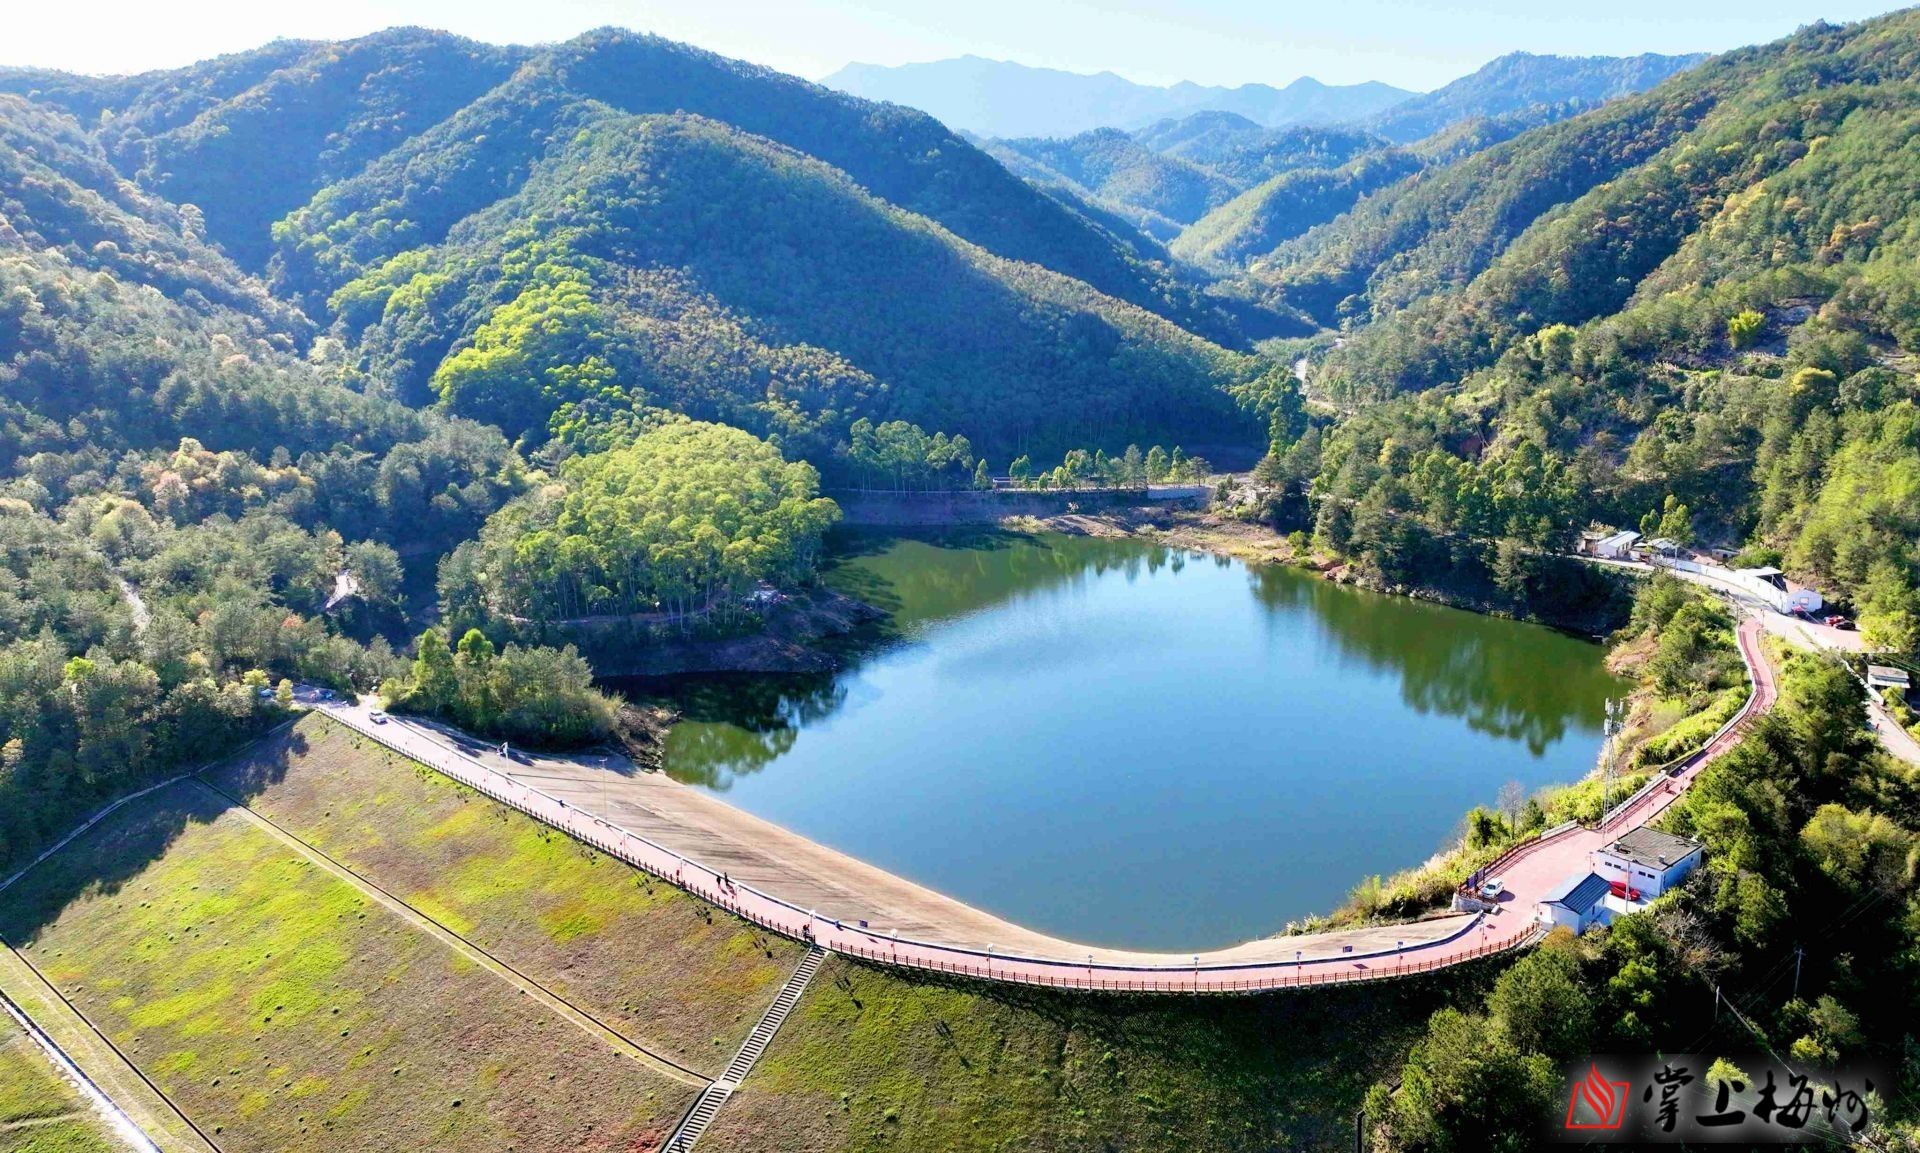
[{"x1": 307, "y1": 614, "x2": 1774, "y2": 993}]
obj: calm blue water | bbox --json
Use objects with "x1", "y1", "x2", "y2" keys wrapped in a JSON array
[{"x1": 653, "y1": 531, "x2": 1622, "y2": 950}]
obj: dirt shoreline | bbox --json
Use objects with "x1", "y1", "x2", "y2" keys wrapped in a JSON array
[
  {"x1": 580, "y1": 586, "x2": 883, "y2": 679},
  {"x1": 1015, "y1": 506, "x2": 1634, "y2": 637}
]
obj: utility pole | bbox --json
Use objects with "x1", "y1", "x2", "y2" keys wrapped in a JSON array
[
  {"x1": 1602, "y1": 697, "x2": 1625, "y2": 821},
  {"x1": 1793, "y1": 945, "x2": 1804, "y2": 999}
]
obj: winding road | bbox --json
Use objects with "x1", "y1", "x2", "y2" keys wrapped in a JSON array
[{"x1": 306, "y1": 615, "x2": 1773, "y2": 993}]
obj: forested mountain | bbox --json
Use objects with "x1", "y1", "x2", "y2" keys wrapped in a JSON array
[
  {"x1": 1276, "y1": 16, "x2": 1919, "y2": 394},
  {"x1": 0, "y1": 95, "x2": 305, "y2": 336},
  {"x1": 336, "y1": 111, "x2": 1253, "y2": 459},
  {"x1": 1131, "y1": 110, "x2": 1277, "y2": 159},
  {"x1": 7, "y1": 29, "x2": 1242, "y2": 346},
  {"x1": 270, "y1": 32, "x2": 1219, "y2": 335},
  {"x1": 1128, "y1": 115, "x2": 1387, "y2": 186},
  {"x1": 1364, "y1": 50, "x2": 1707, "y2": 144},
  {"x1": 1406, "y1": 101, "x2": 1599, "y2": 166},
  {"x1": 985, "y1": 121, "x2": 1396, "y2": 244},
  {"x1": 3, "y1": 30, "x2": 529, "y2": 270},
  {"x1": 988, "y1": 53, "x2": 1703, "y2": 272},
  {"x1": 1265, "y1": 10, "x2": 1920, "y2": 653},
  {"x1": 956, "y1": 53, "x2": 1704, "y2": 261},
  {"x1": 1251, "y1": 79, "x2": 1727, "y2": 332},
  {"x1": 982, "y1": 129, "x2": 1245, "y2": 240},
  {"x1": 822, "y1": 56, "x2": 1412, "y2": 138},
  {"x1": 1159, "y1": 55, "x2": 1703, "y2": 272},
  {"x1": 1154, "y1": 76, "x2": 1411, "y2": 134},
  {"x1": 1164, "y1": 102, "x2": 1587, "y2": 272},
  {"x1": 0, "y1": 92, "x2": 530, "y2": 866},
  {"x1": 1169, "y1": 148, "x2": 1423, "y2": 267}
]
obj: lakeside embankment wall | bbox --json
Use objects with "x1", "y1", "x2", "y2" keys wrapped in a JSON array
[{"x1": 828, "y1": 485, "x2": 1210, "y2": 525}]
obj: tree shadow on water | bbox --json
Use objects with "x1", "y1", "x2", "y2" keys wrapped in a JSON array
[{"x1": 644, "y1": 674, "x2": 851, "y2": 791}]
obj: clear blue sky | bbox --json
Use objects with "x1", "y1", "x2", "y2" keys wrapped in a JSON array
[{"x1": 6, "y1": 0, "x2": 1910, "y2": 89}]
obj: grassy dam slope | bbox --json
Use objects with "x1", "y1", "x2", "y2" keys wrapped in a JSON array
[{"x1": 0, "y1": 715, "x2": 1500, "y2": 1152}]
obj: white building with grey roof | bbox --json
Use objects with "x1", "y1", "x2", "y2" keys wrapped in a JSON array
[{"x1": 1592, "y1": 827, "x2": 1703, "y2": 900}]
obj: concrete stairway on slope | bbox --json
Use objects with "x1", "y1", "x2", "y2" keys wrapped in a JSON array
[{"x1": 665, "y1": 946, "x2": 825, "y2": 1152}]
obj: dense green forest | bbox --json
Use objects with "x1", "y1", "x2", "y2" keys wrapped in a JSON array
[
  {"x1": 384, "y1": 625, "x2": 620, "y2": 747},
  {"x1": 1131, "y1": 118, "x2": 1388, "y2": 187},
  {"x1": 987, "y1": 122, "x2": 1389, "y2": 242},
  {"x1": 1012, "y1": 52, "x2": 1703, "y2": 273},
  {"x1": 2, "y1": 30, "x2": 530, "y2": 272},
  {"x1": 4, "y1": 11, "x2": 1920, "y2": 1150},
  {"x1": 1368, "y1": 578, "x2": 1919, "y2": 1150},
  {"x1": 333, "y1": 110, "x2": 1258, "y2": 461},
  {"x1": 263, "y1": 29, "x2": 1242, "y2": 341},
  {"x1": 1364, "y1": 51, "x2": 1706, "y2": 145},
  {"x1": 440, "y1": 420, "x2": 840, "y2": 630},
  {"x1": 1166, "y1": 98, "x2": 1628, "y2": 273},
  {"x1": 0, "y1": 84, "x2": 587, "y2": 868},
  {"x1": 1170, "y1": 148, "x2": 1424, "y2": 268},
  {"x1": 983, "y1": 128, "x2": 1244, "y2": 240},
  {"x1": 1256, "y1": 11, "x2": 1920, "y2": 651}
]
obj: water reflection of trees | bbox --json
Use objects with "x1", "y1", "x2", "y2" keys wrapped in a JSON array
[
  {"x1": 647, "y1": 532, "x2": 1620, "y2": 789},
  {"x1": 653, "y1": 530, "x2": 1194, "y2": 788},
  {"x1": 827, "y1": 528, "x2": 1183, "y2": 633},
  {"x1": 1245, "y1": 565, "x2": 1620, "y2": 755},
  {"x1": 647, "y1": 672, "x2": 848, "y2": 790}
]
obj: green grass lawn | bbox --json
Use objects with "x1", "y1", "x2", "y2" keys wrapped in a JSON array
[
  {"x1": 0, "y1": 781, "x2": 695, "y2": 1153},
  {"x1": 203, "y1": 716, "x2": 801, "y2": 1074},
  {"x1": 0, "y1": 711, "x2": 1501, "y2": 1152},
  {"x1": 0, "y1": 1015, "x2": 120, "y2": 1153},
  {"x1": 707, "y1": 955, "x2": 1493, "y2": 1152}
]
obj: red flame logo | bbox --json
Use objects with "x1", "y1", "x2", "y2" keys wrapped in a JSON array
[{"x1": 1566, "y1": 1063, "x2": 1629, "y2": 1130}]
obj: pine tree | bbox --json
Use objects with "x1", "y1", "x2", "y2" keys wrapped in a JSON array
[{"x1": 1253, "y1": 451, "x2": 1287, "y2": 487}]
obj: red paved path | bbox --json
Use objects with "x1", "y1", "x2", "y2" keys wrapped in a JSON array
[
  {"x1": 307, "y1": 616, "x2": 1772, "y2": 994},
  {"x1": 1464, "y1": 616, "x2": 1774, "y2": 946}
]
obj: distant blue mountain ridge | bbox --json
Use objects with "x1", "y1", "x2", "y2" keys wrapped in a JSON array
[
  {"x1": 822, "y1": 55, "x2": 1412, "y2": 138},
  {"x1": 822, "y1": 50, "x2": 1707, "y2": 141}
]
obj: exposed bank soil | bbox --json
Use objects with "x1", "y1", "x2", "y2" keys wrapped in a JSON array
[
  {"x1": 831, "y1": 485, "x2": 1207, "y2": 526},
  {"x1": 611, "y1": 702, "x2": 676, "y2": 769},
  {"x1": 583, "y1": 586, "x2": 883, "y2": 679},
  {"x1": 1021, "y1": 507, "x2": 1631, "y2": 636},
  {"x1": 1009, "y1": 507, "x2": 1310, "y2": 565}
]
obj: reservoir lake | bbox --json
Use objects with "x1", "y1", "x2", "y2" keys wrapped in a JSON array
[{"x1": 644, "y1": 530, "x2": 1625, "y2": 950}]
